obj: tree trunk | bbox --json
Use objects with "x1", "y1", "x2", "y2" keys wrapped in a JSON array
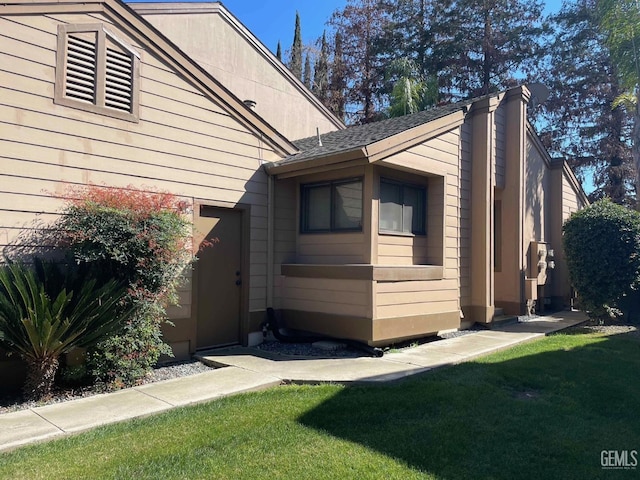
[
  {"x1": 23, "y1": 356, "x2": 59, "y2": 401},
  {"x1": 635, "y1": 94, "x2": 640, "y2": 210}
]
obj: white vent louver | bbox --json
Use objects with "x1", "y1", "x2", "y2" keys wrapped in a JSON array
[{"x1": 65, "y1": 35, "x2": 97, "y2": 103}]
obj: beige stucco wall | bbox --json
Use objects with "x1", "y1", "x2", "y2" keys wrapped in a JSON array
[
  {"x1": 0, "y1": 10, "x2": 282, "y2": 352},
  {"x1": 131, "y1": 2, "x2": 343, "y2": 141}
]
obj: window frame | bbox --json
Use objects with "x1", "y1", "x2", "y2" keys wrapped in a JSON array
[
  {"x1": 378, "y1": 177, "x2": 427, "y2": 236},
  {"x1": 300, "y1": 177, "x2": 364, "y2": 233},
  {"x1": 55, "y1": 24, "x2": 140, "y2": 122}
]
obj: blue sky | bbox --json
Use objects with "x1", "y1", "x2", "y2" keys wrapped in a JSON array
[{"x1": 130, "y1": 1, "x2": 565, "y2": 56}]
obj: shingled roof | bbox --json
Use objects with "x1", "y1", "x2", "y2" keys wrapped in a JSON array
[{"x1": 280, "y1": 98, "x2": 477, "y2": 166}]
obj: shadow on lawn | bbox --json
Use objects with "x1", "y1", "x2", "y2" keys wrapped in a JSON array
[{"x1": 298, "y1": 331, "x2": 640, "y2": 480}]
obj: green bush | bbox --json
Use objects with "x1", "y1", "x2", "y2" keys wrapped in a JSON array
[
  {"x1": 0, "y1": 258, "x2": 131, "y2": 400},
  {"x1": 563, "y1": 199, "x2": 640, "y2": 318},
  {"x1": 54, "y1": 185, "x2": 195, "y2": 387}
]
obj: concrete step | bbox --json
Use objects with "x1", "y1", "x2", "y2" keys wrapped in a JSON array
[
  {"x1": 494, "y1": 307, "x2": 505, "y2": 317},
  {"x1": 490, "y1": 314, "x2": 519, "y2": 329}
]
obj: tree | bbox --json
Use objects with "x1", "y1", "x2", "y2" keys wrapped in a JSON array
[
  {"x1": 329, "y1": 0, "x2": 391, "y2": 123},
  {"x1": 313, "y1": 31, "x2": 330, "y2": 103},
  {"x1": 563, "y1": 199, "x2": 640, "y2": 318},
  {"x1": 599, "y1": 0, "x2": 640, "y2": 208},
  {"x1": 289, "y1": 12, "x2": 303, "y2": 80},
  {"x1": 303, "y1": 53, "x2": 313, "y2": 89},
  {"x1": 387, "y1": 58, "x2": 437, "y2": 117},
  {"x1": 532, "y1": 0, "x2": 635, "y2": 205},
  {"x1": 276, "y1": 41, "x2": 282, "y2": 61},
  {"x1": 327, "y1": 31, "x2": 347, "y2": 120},
  {"x1": 377, "y1": 0, "x2": 544, "y2": 102}
]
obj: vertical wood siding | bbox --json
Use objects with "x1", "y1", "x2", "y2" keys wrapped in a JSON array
[
  {"x1": 494, "y1": 105, "x2": 506, "y2": 188},
  {"x1": 459, "y1": 122, "x2": 472, "y2": 307}
]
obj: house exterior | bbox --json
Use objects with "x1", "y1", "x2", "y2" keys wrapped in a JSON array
[
  {"x1": 267, "y1": 90, "x2": 588, "y2": 345},
  {"x1": 0, "y1": 0, "x2": 587, "y2": 368}
]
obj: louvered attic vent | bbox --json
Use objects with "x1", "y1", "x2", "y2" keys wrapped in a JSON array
[
  {"x1": 105, "y1": 46, "x2": 133, "y2": 112},
  {"x1": 65, "y1": 35, "x2": 97, "y2": 104},
  {"x1": 56, "y1": 24, "x2": 139, "y2": 121}
]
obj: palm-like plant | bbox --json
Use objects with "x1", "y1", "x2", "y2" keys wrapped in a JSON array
[{"x1": 0, "y1": 258, "x2": 133, "y2": 400}]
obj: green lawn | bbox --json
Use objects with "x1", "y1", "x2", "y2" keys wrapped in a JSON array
[{"x1": 1, "y1": 329, "x2": 639, "y2": 479}]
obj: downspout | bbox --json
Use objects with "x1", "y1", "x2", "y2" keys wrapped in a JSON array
[{"x1": 266, "y1": 173, "x2": 274, "y2": 308}]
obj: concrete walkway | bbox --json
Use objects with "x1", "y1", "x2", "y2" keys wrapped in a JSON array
[{"x1": 0, "y1": 311, "x2": 586, "y2": 452}]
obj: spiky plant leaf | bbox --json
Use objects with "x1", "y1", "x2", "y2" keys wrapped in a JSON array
[{"x1": 0, "y1": 258, "x2": 134, "y2": 399}]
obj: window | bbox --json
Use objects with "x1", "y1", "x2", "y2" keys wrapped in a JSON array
[
  {"x1": 301, "y1": 178, "x2": 363, "y2": 233},
  {"x1": 56, "y1": 24, "x2": 140, "y2": 121},
  {"x1": 379, "y1": 178, "x2": 426, "y2": 235}
]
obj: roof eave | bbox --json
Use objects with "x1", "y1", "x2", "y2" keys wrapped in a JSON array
[
  {"x1": 365, "y1": 110, "x2": 466, "y2": 163},
  {"x1": 265, "y1": 109, "x2": 467, "y2": 178},
  {"x1": 264, "y1": 147, "x2": 369, "y2": 178}
]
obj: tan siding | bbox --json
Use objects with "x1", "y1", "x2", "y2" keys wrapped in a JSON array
[
  {"x1": 525, "y1": 137, "x2": 550, "y2": 244},
  {"x1": 495, "y1": 104, "x2": 506, "y2": 188},
  {"x1": 1, "y1": 13, "x2": 281, "y2": 321},
  {"x1": 281, "y1": 277, "x2": 370, "y2": 317},
  {"x1": 374, "y1": 129, "x2": 462, "y2": 320},
  {"x1": 377, "y1": 132, "x2": 459, "y2": 269},
  {"x1": 377, "y1": 236, "x2": 429, "y2": 265},
  {"x1": 562, "y1": 175, "x2": 582, "y2": 220},
  {"x1": 376, "y1": 299, "x2": 459, "y2": 318},
  {"x1": 134, "y1": 7, "x2": 341, "y2": 140},
  {"x1": 376, "y1": 277, "x2": 459, "y2": 318}
]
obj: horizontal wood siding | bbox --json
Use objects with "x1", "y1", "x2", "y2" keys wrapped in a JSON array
[
  {"x1": 0, "y1": 13, "x2": 281, "y2": 320},
  {"x1": 562, "y1": 174, "x2": 583, "y2": 221},
  {"x1": 378, "y1": 131, "x2": 459, "y2": 269},
  {"x1": 377, "y1": 235, "x2": 429, "y2": 265},
  {"x1": 297, "y1": 233, "x2": 367, "y2": 264},
  {"x1": 281, "y1": 277, "x2": 371, "y2": 318},
  {"x1": 375, "y1": 130, "x2": 461, "y2": 321}
]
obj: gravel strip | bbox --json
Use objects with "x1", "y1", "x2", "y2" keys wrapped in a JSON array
[{"x1": 0, "y1": 359, "x2": 215, "y2": 414}]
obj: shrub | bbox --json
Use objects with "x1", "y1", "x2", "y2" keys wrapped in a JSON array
[
  {"x1": 0, "y1": 258, "x2": 131, "y2": 400},
  {"x1": 53, "y1": 185, "x2": 195, "y2": 387},
  {"x1": 563, "y1": 199, "x2": 640, "y2": 318}
]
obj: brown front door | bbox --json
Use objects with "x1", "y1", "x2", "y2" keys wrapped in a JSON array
[{"x1": 195, "y1": 206, "x2": 243, "y2": 348}]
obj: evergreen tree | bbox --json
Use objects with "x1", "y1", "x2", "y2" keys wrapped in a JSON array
[
  {"x1": 534, "y1": 0, "x2": 634, "y2": 205},
  {"x1": 328, "y1": 31, "x2": 347, "y2": 121},
  {"x1": 276, "y1": 41, "x2": 282, "y2": 61},
  {"x1": 303, "y1": 53, "x2": 313, "y2": 89},
  {"x1": 329, "y1": 0, "x2": 390, "y2": 123},
  {"x1": 313, "y1": 31, "x2": 330, "y2": 103},
  {"x1": 378, "y1": 0, "x2": 544, "y2": 101},
  {"x1": 289, "y1": 12, "x2": 303, "y2": 79},
  {"x1": 599, "y1": 0, "x2": 640, "y2": 207}
]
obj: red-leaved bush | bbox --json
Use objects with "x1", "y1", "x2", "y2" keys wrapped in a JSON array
[{"x1": 53, "y1": 185, "x2": 197, "y2": 387}]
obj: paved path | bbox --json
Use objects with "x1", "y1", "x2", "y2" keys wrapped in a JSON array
[{"x1": 0, "y1": 311, "x2": 586, "y2": 452}]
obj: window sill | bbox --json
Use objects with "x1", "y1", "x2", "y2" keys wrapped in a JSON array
[
  {"x1": 378, "y1": 230, "x2": 426, "y2": 237},
  {"x1": 281, "y1": 264, "x2": 443, "y2": 281}
]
